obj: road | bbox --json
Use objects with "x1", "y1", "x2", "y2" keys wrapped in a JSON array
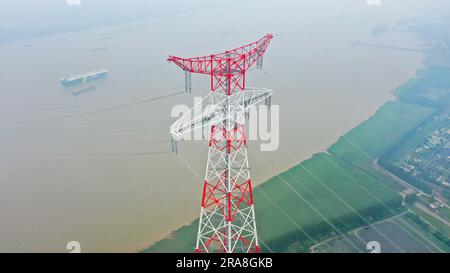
[
  {"x1": 372, "y1": 158, "x2": 450, "y2": 209},
  {"x1": 372, "y1": 158, "x2": 423, "y2": 194}
]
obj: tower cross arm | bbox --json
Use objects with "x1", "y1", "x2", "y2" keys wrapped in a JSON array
[
  {"x1": 167, "y1": 34, "x2": 273, "y2": 76},
  {"x1": 169, "y1": 88, "x2": 272, "y2": 140}
]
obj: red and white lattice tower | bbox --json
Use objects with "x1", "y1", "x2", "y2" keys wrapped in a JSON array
[{"x1": 169, "y1": 34, "x2": 273, "y2": 253}]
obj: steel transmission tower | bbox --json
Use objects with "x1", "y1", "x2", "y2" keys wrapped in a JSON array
[{"x1": 168, "y1": 34, "x2": 274, "y2": 253}]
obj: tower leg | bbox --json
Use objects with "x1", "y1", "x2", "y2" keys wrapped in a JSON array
[{"x1": 195, "y1": 124, "x2": 259, "y2": 253}]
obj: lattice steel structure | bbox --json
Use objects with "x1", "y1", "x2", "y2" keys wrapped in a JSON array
[{"x1": 169, "y1": 34, "x2": 273, "y2": 253}]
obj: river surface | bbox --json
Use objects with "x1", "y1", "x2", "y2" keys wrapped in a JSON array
[{"x1": 0, "y1": 0, "x2": 445, "y2": 252}]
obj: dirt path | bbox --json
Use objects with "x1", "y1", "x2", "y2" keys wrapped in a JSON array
[{"x1": 372, "y1": 158, "x2": 422, "y2": 193}]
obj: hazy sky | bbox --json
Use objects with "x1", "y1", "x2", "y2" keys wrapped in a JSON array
[
  {"x1": 0, "y1": 0, "x2": 210, "y2": 42},
  {"x1": 2, "y1": 0, "x2": 450, "y2": 44}
]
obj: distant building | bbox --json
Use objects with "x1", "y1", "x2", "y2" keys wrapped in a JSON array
[
  {"x1": 430, "y1": 202, "x2": 444, "y2": 210},
  {"x1": 401, "y1": 188, "x2": 415, "y2": 197}
]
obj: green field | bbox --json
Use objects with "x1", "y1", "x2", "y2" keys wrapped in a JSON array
[
  {"x1": 255, "y1": 153, "x2": 402, "y2": 248},
  {"x1": 438, "y1": 206, "x2": 450, "y2": 222}
]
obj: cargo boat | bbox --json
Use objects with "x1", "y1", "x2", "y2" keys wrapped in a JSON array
[
  {"x1": 72, "y1": 86, "x2": 96, "y2": 96},
  {"x1": 60, "y1": 69, "x2": 108, "y2": 87}
]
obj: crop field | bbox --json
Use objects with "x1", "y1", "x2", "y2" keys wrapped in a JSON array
[
  {"x1": 313, "y1": 233, "x2": 364, "y2": 253},
  {"x1": 358, "y1": 221, "x2": 430, "y2": 252},
  {"x1": 438, "y1": 206, "x2": 450, "y2": 222},
  {"x1": 315, "y1": 214, "x2": 449, "y2": 253},
  {"x1": 408, "y1": 205, "x2": 450, "y2": 237},
  {"x1": 254, "y1": 153, "x2": 401, "y2": 242}
]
